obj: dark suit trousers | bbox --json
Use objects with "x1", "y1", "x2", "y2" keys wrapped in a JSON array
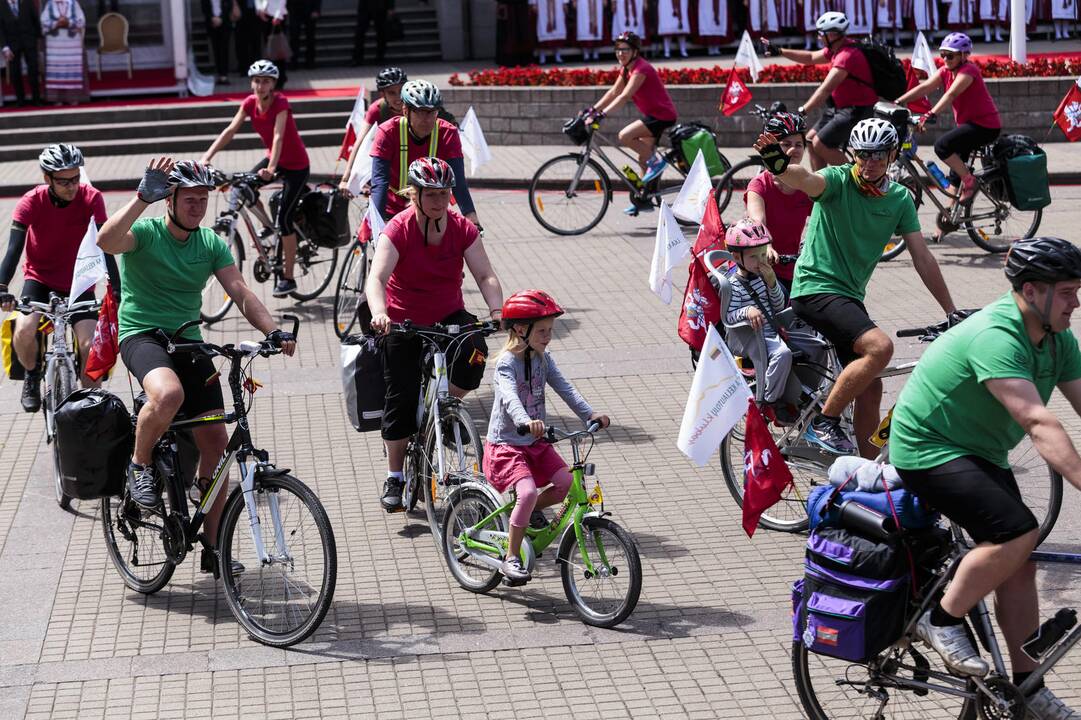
[
  {"x1": 353, "y1": 5, "x2": 388, "y2": 63},
  {"x1": 7, "y1": 40, "x2": 40, "y2": 101}
]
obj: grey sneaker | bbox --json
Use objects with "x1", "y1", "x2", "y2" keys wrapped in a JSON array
[
  {"x1": 272, "y1": 278, "x2": 297, "y2": 297},
  {"x1": 805, "y1": 415, "x2": 857, "y2": 455},
  {"x1": 914, "y1": 610, "x2": 989, "y2": 677},
  {"x1": 1027, "y1": 687, "x2": 1079, "y2": 720},
  {"x1": 380, "y1": 476, "x2": 404, "y2": 512},
  {"x1": 500, "y1": 555, "x2": 531, "y2": 583},
  {"x1": 127, "y1": 462, "x2": 161, "y2": 509}
]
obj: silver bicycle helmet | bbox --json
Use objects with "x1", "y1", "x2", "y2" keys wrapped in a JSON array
[
  {"x1": 407, "y1": 157, "x2": 456, "y2": 190},
  {"x1": 816, "y1": 11, "x2": 849, "y2": 33},
  {"x1": 400, "y1": 79, "x2": 442, "y2": 110},
  {"x1": 247, "y1": 60, "x2": 280, "y2": 79},
  {"x1": 376, "y1": 66, "x2": 408, "y2": 90},
  {"x1": 848, "y1": 118, "x2": 899, "y2": 152},
  {"x1": 39, "y1": 143, "x2": 84, "y2": 173},
  {"x1": 168, "y1": 160, "x2": 218, "y2": 190}
]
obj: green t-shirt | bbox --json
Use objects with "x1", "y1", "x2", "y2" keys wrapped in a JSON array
[
  {"x1": 791, "y1": 164, "x2": 921, "y2": 302},
  {"x1": 890, "y1": 291, "x2": 1081, "y2": 470},
  {"x1": 118, "y1": 217, "x2": 235, "y2": 342}
]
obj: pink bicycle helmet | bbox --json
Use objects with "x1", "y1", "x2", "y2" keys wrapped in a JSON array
[{"x1": 725, "y1": 218, "x2": 772, "y2": 249}]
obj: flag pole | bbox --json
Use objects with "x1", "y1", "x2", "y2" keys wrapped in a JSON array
[{"x1": 1009, "y1": 0, "x2": 1026, "y2": 63}]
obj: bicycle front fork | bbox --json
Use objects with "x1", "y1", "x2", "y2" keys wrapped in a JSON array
[{"x1": 239, "y1": 461, "x2": 292, "y2": 566}]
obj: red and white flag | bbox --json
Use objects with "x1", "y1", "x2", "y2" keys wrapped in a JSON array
[
  {"x1": 720, "y1": 68, "x2": 752, "y2": 117},
  {"x1": 741, "y1": 398, "x2": 794, "y2": 537},
  {"x1": 337, "y1": 86, "x2": 368, "y2": 161},
  {"x1": 1052, "y1": 78, "x2": 1081, "y2": 143}
]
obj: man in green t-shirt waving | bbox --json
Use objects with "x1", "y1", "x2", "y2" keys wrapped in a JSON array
[
  {"x1": 97, "y1": 158, "x2": 296, "y2": 577},
  {"x1": 888, "y1": 237, "x2": 1081, "y2": 718},
  {"x1": 754, "y1": 118, "x2": 959, "y2": 457}
]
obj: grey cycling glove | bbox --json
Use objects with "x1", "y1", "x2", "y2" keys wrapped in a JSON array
[{"x1": 137, "y1": 166, "x2": 172, "y2": 203}]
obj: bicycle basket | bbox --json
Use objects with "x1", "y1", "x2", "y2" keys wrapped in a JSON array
[{"x1": 562, "y1": 115, "x2": 592, "y2": 145}]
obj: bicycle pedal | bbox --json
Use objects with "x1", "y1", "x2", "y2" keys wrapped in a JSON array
[
  {"x1": 383, "y1": 505, "x2": 406, "y2": 514},
  {"x1": 501, "y1": 576, "x2": 529, "y2": 588}
]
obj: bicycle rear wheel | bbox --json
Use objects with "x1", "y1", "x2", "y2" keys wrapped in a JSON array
[
  {"x1": 46, "y1": 362, "x2": 75, "y2": 510},
  {"x1": 218, "y1": 473, "x2": 337, "y2": 647},
  {"x1": 290, "y1": 236, "x2": 339, "y2": 301},
  {"x1": 442, "y1": 486, "x2": 505, "y2": 594},
  {"x1": 101, "y1": 493, "x2": 176, "y2": 594},
  {"x1": 333, "y1": 241, "x2": 367, "y2": 339},
  {"x1": 529, "y1": 154, "x2": 611, "y2": 236},
  {"x1": 423, "y1": 405, "x2": 483, "y2": 550},
  {"x1": 793, "y1": 641, "x2": 977, "y2": 719},
  {"x1": 1005, "y1": 435, "x2": 1062, "y2": 547},
  {"x1": 963, "y1": 177, "x2": 1041, "y2": 253},
  {"x1": 558, "y1": 516, "x2": 642, "y2": 628},
  {"x1": 201, "y1": 226, "x2": 244, "y2": 324},
  {"x1": 714, "y1": 157, "x2": 764, "y2": 226}
]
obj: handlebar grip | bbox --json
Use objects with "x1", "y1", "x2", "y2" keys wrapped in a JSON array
[
  {"x1": 283, "y1": 313, "x2": 300, "y2": 339},
  {"x1": 586, "y1": 421, "x2": 601, "y2": 433},
  {"x1": 896, "y1": 328, "x2": 928, "y2": 338},
  {"x1": 516, "y1": 424, "x2": 529, "y2": 436}
]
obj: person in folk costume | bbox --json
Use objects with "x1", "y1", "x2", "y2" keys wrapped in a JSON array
[
  {"x1": 843, "y1": 0, "x2": 875, "y2": 34},
  {"x1": 694, "y1": 0, "x2": 730, "y2": 55},
  {"x1": 572, "y1": 0, "x2": 606, "y2": 60},
  {"x1": 906, "y1": 0, "x2": 940, "y2": 43},
  {"x1": 656, "y1": 0, "x2": 691, "y2": 57},
  {"x1": 612, "y1": 0, "x2": 647, "y2": 39},
  {"x1": 978, "y1": 0, "x2": 1033, "y2": 41},
  {"x1": 1050, "y1": 0, "x2": 1076, "y2": 40},
  {"x1": 876, "y1": 0, "x2": 903, "y2": 45},
  {"x1": 39, "y1": 0, "x2": 89, "y2": 106},
  {"x1": 496, "y1": 0, "x2": 536, "y2": 66},
  {"x1": 778, "y1": 0, "x2": 802, "y2": 35},
  {"x1": 530, "y1": 0, "x2": 568, "y2": 64},
  {"x1": 747, "y1": 0, "x2": 781, "y2": 37},
  {"x1": 801, "y1": 0, "x2": 833, "y2": 48},
  {"x1": 945, "y1": 0, "x2": 978, "y2": 30}
]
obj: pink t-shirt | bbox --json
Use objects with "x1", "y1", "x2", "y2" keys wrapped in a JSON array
[
  {"x1": 364, "y1": 98, "x2": 401, "y2": 126},
  {"x1": 13, "y1": 184, "x2": 107, "y2": 292},
  {"x1": 627, "y1": 57, "x2": 678, "y2": 121},
  {"x1": 826, "y1": 41, "x2": 878, "y2": 108},
  {"x1": 745, "y1": 171, "x2": 812, "y2": 283},
  {"x1": 941, "y1": 63, "x2": 1001, "y2": 129},
  {"x1": 382, "y1": 206, "x2": 479, "y2": 325},
  {"x1": 241, "y1": 93, "x2": 310, "y2": 170},
  {"x1": 371, "y1": 117, "x2": 464, "y2": 218}
]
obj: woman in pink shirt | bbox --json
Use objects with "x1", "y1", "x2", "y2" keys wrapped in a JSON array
[
  {"x1": 896, "y1": 32, "x2": 1001, "y2": 207},
  {"x1": 202, "y1": 60, "x2": 311, "y2": 298},
  {"x1": 587, "y1": 31, "x2": 679, "y2": 214}
]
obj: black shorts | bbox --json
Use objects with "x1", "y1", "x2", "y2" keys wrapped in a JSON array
[
  {"x1": 934, "y1": 123, "x2": 1001, "y2": 183},
  {"x1": 252, "y1": 158, "x2": 310, "y2": 236},
  {"x1": 21, "y1": 278, "x2": 97, "y2": 324},
  {"x1": 381, "y1": 309, "x2": 489, "y2": 441},
  {"x1": 791, "y1": 293, "x2": 877, "y2": 366},
  {"x1": 120, "y1": 331, "x2": 225, "y2": 419},
  {"x1": 897, "y1": 455, "x2": 1038, "y2": 545},
  {"x1": 813, "y1": 104, "x2": 874, "y2": 150},
  {"x1": 642, "y1": 114, "x2": 677, "y2": 140}
]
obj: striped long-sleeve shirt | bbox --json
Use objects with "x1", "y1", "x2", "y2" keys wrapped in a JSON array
[{"x1": 725, "y1": 272, "x2": 787, "y2": 333}]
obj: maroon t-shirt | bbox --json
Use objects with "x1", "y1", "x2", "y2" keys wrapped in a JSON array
[
  {"x1": 241, "y1": 93, "x2": 310, "y2": 170},
  {"x1": 371, "y1": 117, "x2": 463, "y2": 218},
  {"x1": 825, "y1": 40, "x2": 878, "y2": 108},
  {"x1": 13, "y1": 184, "x2": 107, "y2": 291},
  {"x1": 382, "y1": 205, "x2": 479, "y2": 325}
]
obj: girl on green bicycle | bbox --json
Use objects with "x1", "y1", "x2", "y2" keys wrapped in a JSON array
[{"x1": 484, "y1": 290, "x2": 610, "y2": 584}]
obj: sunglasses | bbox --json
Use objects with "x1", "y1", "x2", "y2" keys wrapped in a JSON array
[
  {"x1": 614, "y1": 46, "x2": 634, "y2": 53},
  {"x1": 853, "y1": 149, "x2": 891, "y2": 161},
  {"x1": 49, "y1": 172, "x2": 80, "y2": 188},
  {"x1": 940, "y1": 51, "x2": 958, "y2": 59}
]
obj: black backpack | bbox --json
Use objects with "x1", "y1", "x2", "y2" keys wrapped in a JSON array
[{"x1": 853, "y1": 39, "x2": 907, "y2": 101}]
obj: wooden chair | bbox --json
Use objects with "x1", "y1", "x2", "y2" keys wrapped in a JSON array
[{"x1": 96, "y1": 12, "x2": 133, "y2": 80}]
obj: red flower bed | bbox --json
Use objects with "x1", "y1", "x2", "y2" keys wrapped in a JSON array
[{"x1": 448, "y1": 57, "x2": 1078, "y2": 86}]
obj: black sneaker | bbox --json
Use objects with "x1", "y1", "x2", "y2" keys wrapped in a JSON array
[
  {"x1": 127, "y1": 462, "x2": 162, "y2": 508},
  {"x1": 804, "y1": 415, "x2": 856, "y2": 455},
  {"x1": 272, "y1": 278, "x2": 297, "y2": 297},
  {"x1": 21, "y1": 371, "x2": 41, "y2": 413},
  {"x1": 381, "y1": 476, "x2": 404, "y2": 512},
  {"x1": 529, "y1": 509, "x2": 550, "y2": 529},
  {"x1": 200, "y1": 548, "x2": 245, "y2": 579}
]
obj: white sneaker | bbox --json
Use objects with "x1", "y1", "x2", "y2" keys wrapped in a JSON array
[
  {"x1": 1027, "y1": 688, "x2": 1079, "y2": 720},
  {"x1": 914, "y1": 611, "x2": 990, "y2": 676}
]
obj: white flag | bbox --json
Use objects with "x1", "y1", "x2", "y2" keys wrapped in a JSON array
[
  {"x1": 459, "y1": 106, "x2": 493, "y2": 176},
  {"x1": 365, "y1": 196, "x2": 386, "y2": 240},
  {"x1": 347, "y1": 124, "x2": 378, "y2": 195},
  {"x1": 671, "y1": 152, "x2": 713, "y2": 224},
  {"x1": 677, "y1": 324, "x2": 753, "y2": 466},
  {"x1": 912, "y1": 32, "x2": 936, "y2": 76},
  {"x1": 734, "y1": 30, "x2": 764, "y2": 83},
  {"x1": 649, "y1": 202, "x2": 691, "y2": 304},
  {"x1": 69, "y1": 220, "x2": 106, "y2": 308}
]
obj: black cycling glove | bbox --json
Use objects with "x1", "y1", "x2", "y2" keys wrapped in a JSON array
[
  {"x1": 137, "y1": 166, "x2": 172, "y2": 204},
  {"x1": 761, "y1": 39, "x2": 781, "y2": 57},
  {"x1": 758, "y1": 141, "x2": 791, "y2": 176},
  {"x1": 265, "y1": 329, "x2": 295, "y2": 346}
]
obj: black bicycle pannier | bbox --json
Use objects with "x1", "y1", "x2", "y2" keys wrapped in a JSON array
[
  {"x1": 341, "y1": 335, "x2": 385, "y2": 432},
  {"x1": 300, "y1": 189, "x2": 352, "y2": 248},
  {"x1": 54, "y1": 389, "x2": 133, "y2": 500},
  {"x1": 992, "y1": 134, "x2": 1051, "y2": 211}
]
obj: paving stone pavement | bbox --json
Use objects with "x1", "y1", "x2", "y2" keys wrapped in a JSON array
[{"x1": 0, "y1": 186, "x2": 1079, "y2": 719}]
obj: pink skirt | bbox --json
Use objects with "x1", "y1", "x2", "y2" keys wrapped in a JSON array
[{"x1": 483, "y1": 441, "x2": 569, "y2": 493}]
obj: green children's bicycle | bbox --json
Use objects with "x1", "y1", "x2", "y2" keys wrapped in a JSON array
[{"x1": 440, "y1": 422, "x2": 642, "y2": 628}]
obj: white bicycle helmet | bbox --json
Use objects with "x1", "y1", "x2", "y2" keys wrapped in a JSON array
[
  {"x1": 848, "y1": 118, "x2": 898, "y2": 152},
  {"x1": 247, "y1": 60, "x2": 280, "y2": 79},
  {"x1": 39, "y1": 143, "x2": 84, "y2": 173},
  {"x1": 816, "y1": 11, "x2": 849, "y2": 33},
  {"x1": 400, "y1": 79, "x2": 442, "y2": 110}
]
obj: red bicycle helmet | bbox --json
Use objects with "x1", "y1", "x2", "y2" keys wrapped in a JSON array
[{"x1": 501, "y1": 290, "x2": 564, "y2": 326}]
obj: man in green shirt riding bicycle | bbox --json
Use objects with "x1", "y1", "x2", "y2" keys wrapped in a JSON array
[
  {"x1": 754, "y1": 117, "x2": 960, "y2": 457},
  {"x1": 889, "y1": 237, "x2": 1081, "y2": 720}
]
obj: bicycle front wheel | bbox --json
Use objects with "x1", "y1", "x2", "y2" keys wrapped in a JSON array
[
  {"x1": 101, "y1": 494, "x2": 176, "y2": 594},
  {"x1": 46, "y1": 363, "x2": 75, "y2": 510},
  {"x1": 792, "y1": 641, "x2": 977, "y2": 719},
  {"x1": 558, "y1": 516, "x2": 642, "y2": 628},
  {"x1": 290, "y1": 238, "x2": 339, "y2": 301},
  {"x1": 715, "y1": 157, "x2": 765, "y2": 226},
  {"x1": 963, "y1": 176, "x2": 1041, "y2": 253},
  {"x1": 333, "y1": 241, "x2": 367, "y2": 339},
  {"x1": 423, "y1": 405, "x2": 484, "y2": 550},
  {"x1": 202, "y1": 226, "x2": 244, "y2": 324},
  {"x1": 881, "y1": 170, "x2": 922, "y2": 261},
  {"x1": 529, "y1": 154, "x2": 611, "y2": 236},
  {"x1": 442, "y1": 486, "x2": 506, "y2": 594},
  {"x1": 218, "y1": 473, "x2": 337, "y2": 647}
]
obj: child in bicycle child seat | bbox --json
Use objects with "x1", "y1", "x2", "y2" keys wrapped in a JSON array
[
  {"x1": 483, "y1": 290, "x2": 610, "y2": 584},
  {"x1": 724, "y1": 219, "x2": 800, "y2": 424}
]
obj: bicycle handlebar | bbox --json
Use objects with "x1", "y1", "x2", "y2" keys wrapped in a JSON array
[
  {"x1": 896, "y1": 309, "x2": 978, "y2": 340},
  {"x1": 159, "y1": 314, "x2": 301, "y2": 360},
  {"x1": 775, "y1": 254, "x2": 798, "y2": 265},
  {"x1": 356, "y1": 319, "x2": 501, "y2": 342},
  {"x1": 516, "y1": 421, "x2": 603, "y2": 442},
  {"x1": 13, "y1": 294, "x2": 100, "y2": 318}
]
